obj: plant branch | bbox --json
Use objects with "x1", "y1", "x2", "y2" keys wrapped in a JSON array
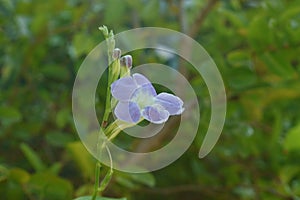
[{"x1": 189, "y1": 0, "x2": 219, "y2": 38}]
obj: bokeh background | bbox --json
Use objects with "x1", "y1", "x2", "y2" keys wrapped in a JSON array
[{"x1": 1, "y1": 0, "x2": 300, "y2": 199}]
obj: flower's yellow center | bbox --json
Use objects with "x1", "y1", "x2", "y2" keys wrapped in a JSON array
[{"x1": 131, "y1": 90, "x2": 155, "y2": 109}]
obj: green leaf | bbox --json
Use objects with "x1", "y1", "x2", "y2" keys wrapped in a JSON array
[
  {"x1": 284, "y1": 124, "x2": 300, "y2": 151},
  {"x1": 125, "y1": 173, "x2": 155, "y2": 187},
  {"x1": 20, "y1": 143, "x2": 46, "y2": 172},
  {"x1": 0, "y1": 165, "x2": 9, "y2": 182},
  {"x1": 74, "y1": 184, "x2": 94, "y2": 197},
  {"x1": 115, "y1": 172, "x2": 155, "y2": 189},
  {"x1": 41, "y1": 64, "x2": 70, "y2": 80},
  {"x1": 218, "y1": 9, "x2": 244, "y2": 28},
  {"x1": 46, "y1": 131, "x2": 74, "y2": 147},
  {"x1": 227, "y1": 50, "x2": 251, "y2": 67},
  {"x1": 48, "y1": 162, "x2": 62, "y2": 175},
  {"x1": 227, "y1": 67, "x2": 257, "y2": 90},
  {"x1": 67, "y1": 141, "x2": 95, "y2": 179},
  {"x1": 279, "y1": 6, "x2": 300, "y2": 44},
  {"x1": 0, "y1": 106, "x2": 22, "y2": 125},
  {"x1": 115, "y1": 176, "x2": 136, "y2": 189},
  {"x1": 55, "y1": 108, "x2": 70, "y2": 128},
  {"x1": 27, "y1": 172, "x2": 73, "y2": 200},
  {"x1": 72, "y1": 33, "x2": 96, "y2": 57},
  {"x1": 248, "y1": 15, "x2": 273, "y2": 51},
  {"x1": 8, "y1": 168, "x2": 30, "y2": 184},
  {"x1": 280, "y1": 7, "x2": 300, "y2": 23},
  {"x1": 5, "y1": 180, "x2": 26, "y2": 200},
  {"x1": 74, "y1": 196, "x2": 126, "y2": 200},
  {"x1": 280, "y1": 165, "x2": 300, "y2": 184},
  {"x1": 260, "y1": 52, "x2": 295, "y2": 78}
]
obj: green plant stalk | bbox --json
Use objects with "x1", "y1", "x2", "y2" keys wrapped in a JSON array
[
  {"x1": 91, "y1": 128, "x2": 106, "y2": 200},
  {"x1": 92, "y1": 26, "x2": 138, "y2": 199},
  {"x1": 105, "y1": 119, "x2": 143, "y2": 141},
  {"x1": 92, "y1": 26, "x2": 113, "y2": 200},
  {"x1": 91, "y1": 129, "x2": 114, "y2": 200},
  {"x1": 102, "y1": 85, "x2": 112, "y2": 127},
  {"x1": 91, "y1": 162, "x2": 101, "y2": 200},
  {"x1": 100, "y1": 26, "x2": 116, "y2": 128},
  {"x1": 91, "y1": 119, "x2": 142, "y2": 199},
  {"x1": 103, "y1": 58, "x2": 120, "y2": 126},
  {"x1": 98, "y1": 146, "x2": 113, "y2": 195},
  {"x1": 102, "y1": 56, "x2": 113, "y2": 126},
  {"x1": 98, "y1": 168, "x2": 113, "y2": 194},
  {"x1": 92, "y1": 26, "x2": 120, "y2": 200}
]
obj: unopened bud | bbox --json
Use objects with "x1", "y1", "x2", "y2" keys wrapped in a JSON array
[
  {"x1": 99, "y1": 25, "x2": 109, "y2": 37},
  {"x1": 112, "y1": 48, "x2": 121, "y2": 59},
  {"x1": 120, "y1": 55, "x2": 132, "y2": 69}
]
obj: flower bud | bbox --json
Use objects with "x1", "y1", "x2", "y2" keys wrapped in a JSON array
[
  {"x1": 112, "y1": 48, "x2": 121, "y2": 60},
  {"x1": 120, "y1": 55, "x2": 132, "y2": 69},
  {"x1": 99, "y1": 25, "x2": 109, "y2": 37}
]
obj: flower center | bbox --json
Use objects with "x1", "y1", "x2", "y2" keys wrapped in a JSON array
[{"x1": 131, "y1": 87, "x2": 155, "y2": 109}]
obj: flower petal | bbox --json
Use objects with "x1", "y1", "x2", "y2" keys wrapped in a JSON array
[
  {"x1": 111, "y1": 76, "x2": 138, "y2": 101},
  {"x1": 155, "y1": 92, "x2": 184, "y2": 115},
  {"x1": 133, "y1": 73, "x2": 152, "y2": 86},
  {"x1": 142, "y1": 104, "x2": 170, "y2": 124},
  {"x1": 114, "y1": 101, "x2": 141, "y2": 123},
  {"x1": 132, "y1": 83, "x2": 157, "y2": 100}
]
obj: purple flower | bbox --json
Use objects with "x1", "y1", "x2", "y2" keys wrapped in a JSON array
[{"x1": 111, "y1": 73, "x2": 184, "y2": 124}]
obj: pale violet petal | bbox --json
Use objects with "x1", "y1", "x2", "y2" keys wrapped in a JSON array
[
  {"x1": 114, "y1": 101, "x2": 141, "y2": 123},
  {"x1": 133, "y1": 73, "x2": 152, "y2": 86},
  {"x1": 132, "y1": 83, "x2": 157, "y2": 100},
  {"x1": 111, "y1": 76, "x2": 138, "y2": 101},
  {"x1": 142, "y1": 104, "x2": 170, "y2": 124},
  {"x1": 155, "y1": 92, "x2": 184, "y2": 115}
]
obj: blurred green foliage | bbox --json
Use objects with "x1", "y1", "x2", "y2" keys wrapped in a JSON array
[{"x1": 1, "y1": 0, "x2": 300, "y2": 199}]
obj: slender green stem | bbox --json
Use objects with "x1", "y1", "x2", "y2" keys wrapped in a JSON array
[
  {"x1": 91, "y1": 128, "x2": 106, "y2": 200},
  {"x1": 108, "y1": 129, "x2": 122, "y2": 141},
  {"x1": 91, "y1": 119, "x2": 143, "y2": 199},
  {"x1": 102, "y1": 52, "x2": 113, "y2": 125},
  {"x1": 102, "y1": 84, "x2": 112, "y2": 127},
  {"x1": 100, "y1": 26, "x2": 116, "y2": 127},
  {"x1": 107, "y1": 123, "x2": 130, "y2": 141},
  {"x1": 92, "y1": 26, "x2": 116, "y2": 200},
  {"x1": 98, "y1": 146, "x2": 113, "y2": 194},
  {"x1": 104, "y1": 120, "x2": 119, "y2": 134},
  {"x1": 92, "y1": 26, "x2": 138, "y2": 199},
  {"x1": 108, "y1": 119, "x2": 144, "y2": 141},
  {"x1": 91, "y1": 162, "x2": 101, "y2": 200}
]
